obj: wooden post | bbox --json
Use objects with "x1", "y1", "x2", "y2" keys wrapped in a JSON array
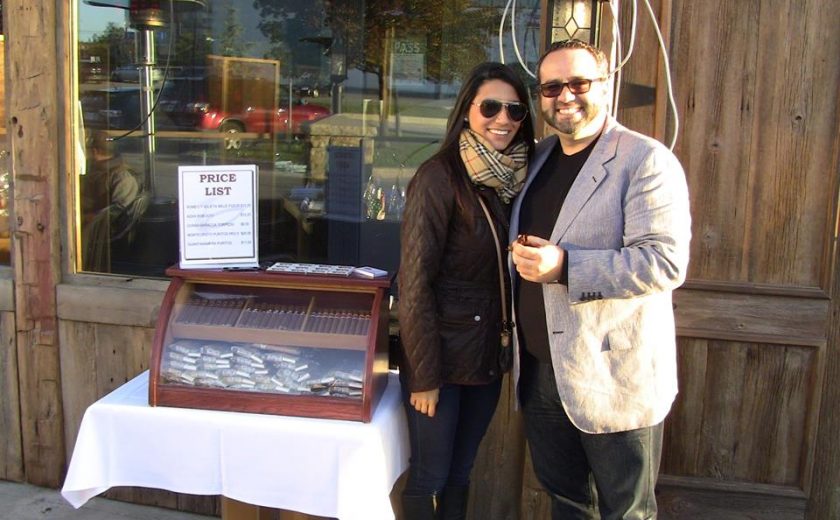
[
  {"x1": 6, "y1": 0, "x2": 65, "y2": 486},
  {"x1": 221, "y1": 497, "x2": 271, "y2": 520},
  {"x1": 469, "y1": 374, "x2": 526, "y2": 518},
  {"x1": 807, "y1": 192, "x2": 840, "y2": 518},
  {"x1": 380, "y1": 24, "x2": 394, "y2": 136},
  {"x1": 221, "y1": 497, "x2": 333, "y2": 520}
]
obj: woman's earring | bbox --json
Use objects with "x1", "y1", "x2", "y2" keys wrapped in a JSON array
[{"x1": 463, "y1": 116, "x2": 469, "y2": 123}]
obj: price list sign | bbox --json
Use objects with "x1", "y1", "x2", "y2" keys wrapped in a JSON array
[{"x1": 178, "y1": 164, "x2": 259, "y2": 269}]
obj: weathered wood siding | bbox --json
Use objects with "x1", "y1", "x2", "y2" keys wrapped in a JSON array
[
  {"x1": 468, "y1": 376, "x2": 526, "y2": 519},
  {"x1": 613, "y1": 0, "x2": 840, "y2": 518},
  {"x1": 1, "y1": 0, "x2": 838, "y2": 519},
  {"x1": 56, "y1": 281, "x2": 220, "y2": 515},
  {"x1": 0, "y1": 16, "x2": 22, "y2": 486},
  {"x1": 6, "y1": 0, "x2": 65, "y2": 487},
  {"x1": 0, "y1": 301, "x2": 23, "y2": 482}
]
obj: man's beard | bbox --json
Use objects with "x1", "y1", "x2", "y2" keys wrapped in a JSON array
[{"x1": 542, "y1": 99, "x2": 603, "y2": 136}]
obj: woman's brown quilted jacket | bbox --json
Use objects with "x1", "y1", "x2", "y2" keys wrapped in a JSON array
[{"x1": 398, "y1": 157, "x2": 511, "y2": 392}]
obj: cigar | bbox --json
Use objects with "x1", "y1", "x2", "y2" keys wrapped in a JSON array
[{"x1": 508, "y1": 233, "x2": 530, "y2": 251}]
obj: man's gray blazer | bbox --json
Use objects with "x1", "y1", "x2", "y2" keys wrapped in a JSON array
[{"x1": 510, "y1": 116, "x2": 692, "y2": 434}]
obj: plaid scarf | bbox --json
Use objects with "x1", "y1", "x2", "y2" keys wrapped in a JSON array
[{"x1": 459, "y1": 129, "x2": 528, "y2": 204}]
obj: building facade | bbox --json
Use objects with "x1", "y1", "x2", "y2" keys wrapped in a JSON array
[{"x1": 1, "y1": 1, "x2": 840, "y2": 518}]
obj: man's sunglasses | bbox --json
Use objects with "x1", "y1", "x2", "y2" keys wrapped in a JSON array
[
  {"x1": 536, "y1": 78, "x2": 606, "y2": 98},
  {"x1": 473, "y1": 99, "x2": 528, "y2": 122}
]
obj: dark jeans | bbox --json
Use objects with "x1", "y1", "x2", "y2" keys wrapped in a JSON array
[
  {"x1": 519, "y1": 351, "x2": 662, "y2": 520},
  {"x1": 400, "y1": 376, "x2": 502, "y2": 496}
]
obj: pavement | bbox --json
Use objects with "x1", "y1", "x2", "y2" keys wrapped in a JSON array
[{"x1": 0, "y1": 481, "x2": 216, "y2": 520}]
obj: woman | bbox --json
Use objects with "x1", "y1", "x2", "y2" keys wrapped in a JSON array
[{"x1": 398, "y1": 62, "x2": 535, "y2": 520}]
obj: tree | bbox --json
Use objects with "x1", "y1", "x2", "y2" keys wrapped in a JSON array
[
  {"x1": 171, "y1": 30, "x2": 213, "y2": 68},
  {"x1": 319, "y1": 0, "x2": 498, "y2": 126},
  {"x1": 87, "y1": 22, "x2": 133, "y2": 72},
  {"x1": 219, "y1": 0, "x2": 253, "y2": 57},
  {"x1": 330, "y1": 0, "x2": 497, "y2": 82},
  {"x1": 251, "y1": 1, "x2": 324, "y2": 78},
  {"x1": 252, "y1": 0, "x2": 499, "y2": 91}
]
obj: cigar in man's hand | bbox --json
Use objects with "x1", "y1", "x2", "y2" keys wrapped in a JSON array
[{"x1": 507, "y1": 234, "x2": 530, "y2": 251}]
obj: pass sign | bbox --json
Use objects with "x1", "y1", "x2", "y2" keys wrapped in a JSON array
[
  {"x1": 392, "y1": 39, "x2": 425, "y2": 81},
  {"x1": 394, "y1": 40, "x2": 424, "y2": 54}
]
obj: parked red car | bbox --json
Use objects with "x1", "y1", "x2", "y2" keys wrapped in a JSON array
[
  {"x1": 196, "y1": 99, "x2": 330, "y2": 136},
  {"x1": 158, "y1": 78, "x2": 331, "y2": 148}
]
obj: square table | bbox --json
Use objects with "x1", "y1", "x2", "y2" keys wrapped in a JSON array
[{"x1": 61, "y1": 371, "x2": 409, "y2": 520}]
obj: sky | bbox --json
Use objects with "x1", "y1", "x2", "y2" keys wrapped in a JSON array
[{"x1": 79, "y1": 3, "x2": 128, "y2": 43}]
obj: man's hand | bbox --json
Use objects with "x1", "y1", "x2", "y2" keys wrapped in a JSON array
[
  {"x1": 410, "y1": 389, "x2": 440, "y2": 417},
  {"x1": 511, "y1": 235, "x2": 566, "y2": 283}
]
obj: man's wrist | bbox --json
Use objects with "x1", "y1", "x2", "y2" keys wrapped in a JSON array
[
  {"x1": 546, "y1": 252, "x2": 568, "y2": 284},
  {"x1": 550, "y1": 261, "x2": 569, "y2": 284}
]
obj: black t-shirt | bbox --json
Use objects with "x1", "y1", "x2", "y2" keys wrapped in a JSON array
[{"x1": 515, "y1": 137, "x2": 599, "y2": 362}]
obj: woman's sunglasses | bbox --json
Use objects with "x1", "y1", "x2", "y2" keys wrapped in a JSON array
[{"x1": 472, "y1": 99, "x2": 528, "y2": 123}]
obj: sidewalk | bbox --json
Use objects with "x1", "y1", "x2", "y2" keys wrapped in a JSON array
[{"x1": 0, "y1": 481, "x2": 216, "y2": 520}]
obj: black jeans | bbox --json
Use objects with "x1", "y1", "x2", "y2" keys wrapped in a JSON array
[
  {"x1": 519, "y1": 351, "x2": 662, "y2": 520},
  {"x1": 400, "y1": 376, "x2": 502, "y2": 496}
]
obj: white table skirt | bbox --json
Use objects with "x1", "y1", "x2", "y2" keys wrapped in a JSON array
[{"x1": 61, "y1": 371, "x2": 409, "y2": 520}]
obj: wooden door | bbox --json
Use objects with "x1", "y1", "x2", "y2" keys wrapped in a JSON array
[{"x1": 616, "y1": 0, "x2": 840, "y2": 517}]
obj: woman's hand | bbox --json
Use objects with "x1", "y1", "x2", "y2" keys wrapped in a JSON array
[
  {"x1": 511, "y1": 234, "x2": 566, "y2": 283},
  {"x1": 410, "y1": 389, "x2": 440, "y2": 417}
]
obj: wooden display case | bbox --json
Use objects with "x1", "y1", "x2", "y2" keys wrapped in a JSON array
[{"x1": 149, "y1": 266, "x2": 391, "y2": 422}]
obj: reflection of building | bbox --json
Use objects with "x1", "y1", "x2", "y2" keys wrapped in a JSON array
[
  {"x1": 324, "y1": 145, "x2": 401, "y2": 275},
  {"x1": 206, "y1": 1, "x2": 324, "y2": 80},
  {"x1": 79, "y1": 43, "x2": 109, "y2": 84}
]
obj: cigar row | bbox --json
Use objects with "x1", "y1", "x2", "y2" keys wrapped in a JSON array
[
  {"x1": 174, "y1": 298, "x2": 371, "y2": 336},
  {"x1": 175, "y1": 298, "x2": 248, "y2": 327},
  {"x1": 160, "y1": 339, "x2": 365, "y2": 398}
]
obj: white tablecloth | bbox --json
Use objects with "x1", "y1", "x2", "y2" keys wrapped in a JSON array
[{"x1": 61, "y1": 371, "x2": 409, "y2": 520}]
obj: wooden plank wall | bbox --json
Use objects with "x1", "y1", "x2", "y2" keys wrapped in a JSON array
[
  {"x1": 0, "y1": 5, "x2": 23, "y2": 489},
  {"x1": 58, "y1": 318, "x2": 220, "y2": 515},
  {"x1": 667, "y1": 0, "x2": 839, "y2": 491},
  {"x1": 612, "y1": 0, "x2": 840, "y2": 519},
  {"x1": 809, "y1": 243, "x2": 840, "y2": 518},
  {"x1": 6, "y1": 0, "x2": 65, "y2": 487},
  {"x1": 0, "y1": 308, "x2": 23, "y2": 482},
  {"x1": 56, "y1": 282, "x2": 220, "y2": 516},
  {"x1": 468, "y1": 376, "x2": 527, "y2": 519},
  {"x1": 671, "y1": 0, "x2": 838, "y2": 289},
  {"x1": 0, "y1": 36, "x2": 6, "y2": 133}
]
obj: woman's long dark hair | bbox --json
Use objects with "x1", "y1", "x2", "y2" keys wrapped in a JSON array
[{"x1": 426, "y1": 62, "x2": 536, "y2": 217}]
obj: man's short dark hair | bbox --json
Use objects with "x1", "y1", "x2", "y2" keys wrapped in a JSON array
[
  {"x1": 536, "y1": 39, "x2": 609, "y2": 83},
  {"x1": 90, "y1": 130, "x2": 114, "y2": 156}
]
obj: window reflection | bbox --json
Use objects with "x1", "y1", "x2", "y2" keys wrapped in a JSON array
[{"x1": 77, "y1": 0, "x2": 541, "y2": 277}]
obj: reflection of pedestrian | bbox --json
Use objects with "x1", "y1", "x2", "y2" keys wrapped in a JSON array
[
  {"x1": 398, "y1": 62, "x2": 534, "y2": 520},
  {"x1": 510, "y1": 40, "x2": 691, "y2": 519},
  {"x1": 81, "y1": 131, "x2": 149, "y2": 272}
]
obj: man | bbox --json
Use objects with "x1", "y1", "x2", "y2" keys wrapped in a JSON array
[
  {"x1": 81, "y1": 130, "x2": 148, "y2": 272},
  {"x1": 509, "y1": 39, "x2": 691, "y2": 519}
]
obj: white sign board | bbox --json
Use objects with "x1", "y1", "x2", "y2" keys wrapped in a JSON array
[
  {"x1": 392, "y1": 40, "x2": 425, "y2": 82},
  {"x1": 178, "y1": 164, "x2": 259, "y2": 269}
]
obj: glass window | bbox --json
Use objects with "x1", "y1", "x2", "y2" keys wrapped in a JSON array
[{"x1": 76, "y1": 0, "x2": 542, "y2": 277}]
